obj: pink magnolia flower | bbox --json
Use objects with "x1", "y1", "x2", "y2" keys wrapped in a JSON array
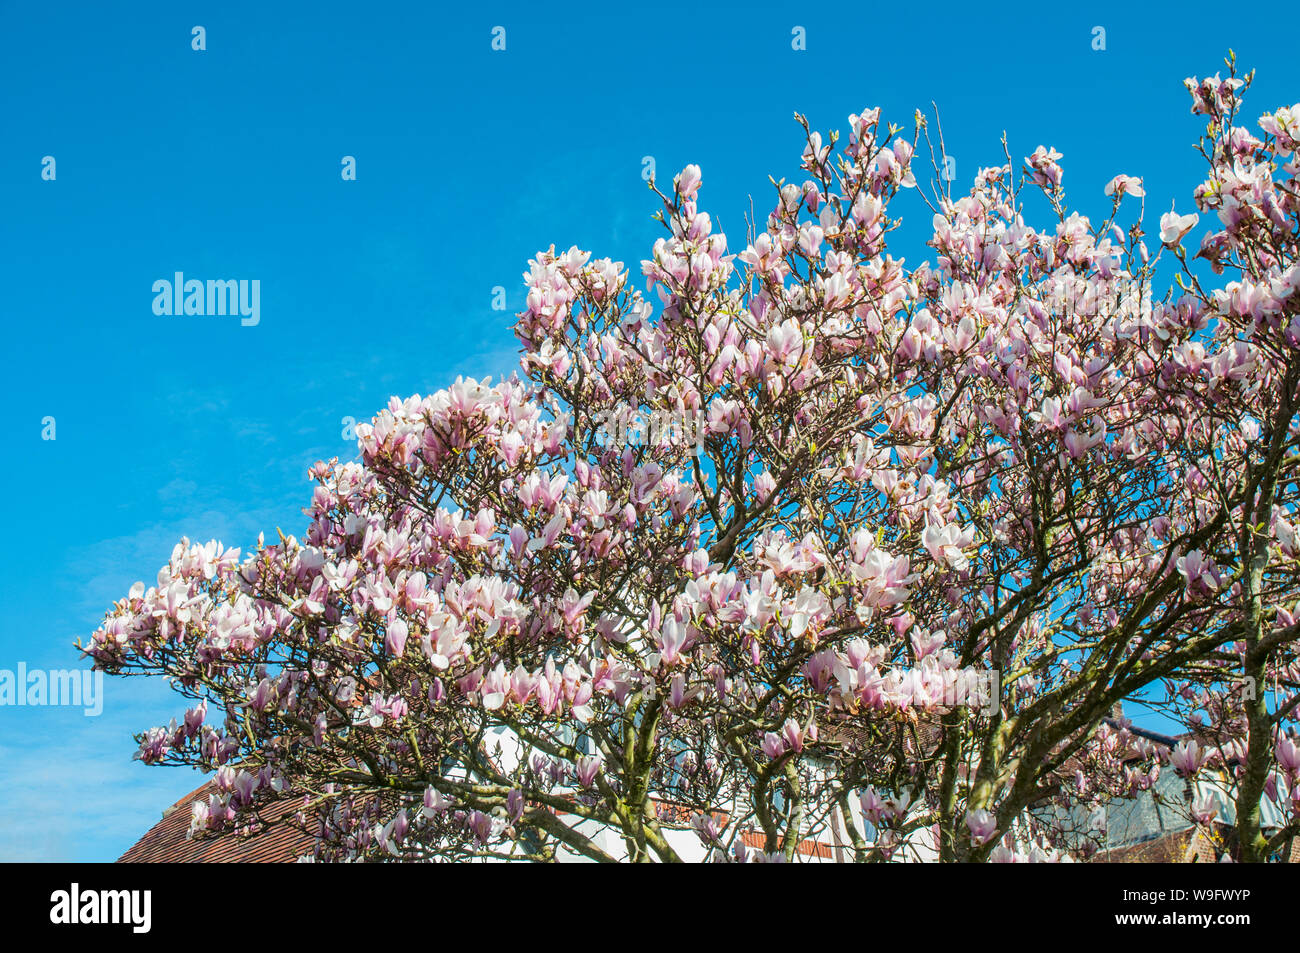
[
  {"x1": 762, "y1": 732, "x2": 786, "y2": 759},
  {"x1": 1026, "y1": 145, "x2": 1064, "y2": 188},
  {"x1": 1159, "y1": 210, "x2": 1199, "y2": 245},
  {"x1": 1170, "y1": 740, "x2": 1207, "y2": 776},
  {"x1": 466, "y1": 810, "x2": 493, "y2": 844},
  {"x1": 1190, "y1": 793, "x2": 1218, "y2": 826},
  {"x1": 966, "y1": 809, "x2": 998, "y2": 846},
  {"x1": 1176, "y1": 550, "x2": 1220, "y2": 599},
  {"x1": 575, "y1": 754, "x2": 602, "y2": 789},
  {"x1": 655, "y1": 617, "x2": 691, "y2": 666},
  {"x1": 859, "y1": 786, "x2": 888, "y2": 826},
  {"x1": 675, "y1": 164, "x2": 702, "y2": 200},
  {"x1": 781, "y1": 717, "x2": 814, "y2": 754},
  {"x1": 1104, "y1": 174, "x2": 1145, "y2": 198},
  {"x1": 1030, "y1": 396, "x2": 1066, "y2": 431},
  {"x1": 922, "y1": 518, "x2": 973, "y2": 572},
  {"x1": 384, "y1": 617, "x2": 409, "y2": 658},
  {"x1": 507, "y1": 789, "x2": 525, "y2": 823},
  {"x1": 690, "y1": 813, "x2": 722, "y2": 844},
  {"x1": 1276, "y1": 735, "x2": 1300, "y2": 777}
]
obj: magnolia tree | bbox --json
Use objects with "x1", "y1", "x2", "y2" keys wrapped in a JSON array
[{"x1": 84, "y1": 58, "x2": 1300, "y2": 862}]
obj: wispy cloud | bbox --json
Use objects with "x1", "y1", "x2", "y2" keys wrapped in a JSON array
[{"x1": 0, "y1": 694, "x2": 212, "y2": 861}]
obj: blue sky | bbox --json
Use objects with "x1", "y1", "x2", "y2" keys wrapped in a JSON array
[{"x1": 0, "y1": 2, "x2": 1294, "y2": 861}]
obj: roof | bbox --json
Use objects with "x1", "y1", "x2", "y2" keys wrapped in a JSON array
[
  {"x1": 1091, "y1": 821, "x2": 1300, "y2": 864},
  {"x1": 1091, "y1": 826, "x2": 1206, "y2": 863},
  {"x1": 119, "y1": 784, "x2": 845, "y2": 862},
  {"x1": 117, "y1": 782, "x2": 314, "y2": 863}
]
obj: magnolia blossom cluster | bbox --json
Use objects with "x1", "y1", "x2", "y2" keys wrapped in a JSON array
[{"x1": 83, "y1": 61, "x2": 1300, "y2": 862}]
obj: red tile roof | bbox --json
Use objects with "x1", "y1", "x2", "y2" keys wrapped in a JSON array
[
  {"x1": 117, "y1": 782, "x2": 314, "y2": 863},
  {"x1": 1090, "y1": 827, "x2": 1205, "y2": 863}
]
